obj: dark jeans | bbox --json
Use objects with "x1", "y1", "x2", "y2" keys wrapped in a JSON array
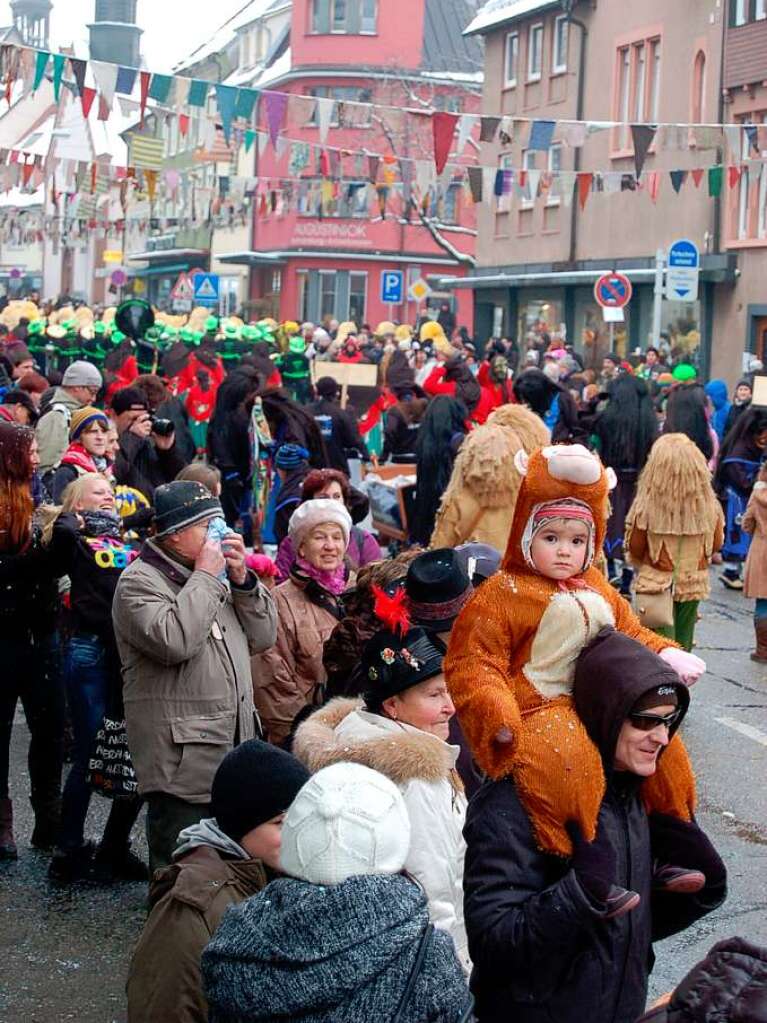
[
  {"x1": 0, "y1": 630, "x2": 64, "y2": 806},
  {"x1": 59, "y1": 633, "x2": 141, "y2": 853},
  {"x1": 146, "y1": 793, "x2": 210, "y2": 875}
]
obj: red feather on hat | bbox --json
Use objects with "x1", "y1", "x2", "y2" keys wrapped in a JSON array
[{"x1": 372, "y1": 584, "x2": 411, "y2": 636}]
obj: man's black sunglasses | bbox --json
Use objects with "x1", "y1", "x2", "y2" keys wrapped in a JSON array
[{"x1": 629, "y1": 709, "x2": 683, "y2": 732}]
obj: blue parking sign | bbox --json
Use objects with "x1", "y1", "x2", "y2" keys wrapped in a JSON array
[{"x1": 380, "y1": 270, "x2": 403, "y2": 305}]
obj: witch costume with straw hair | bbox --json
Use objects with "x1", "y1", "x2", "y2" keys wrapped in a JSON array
[{"x1": 445, "y1": 444, "x2": 700, "y2": 858}]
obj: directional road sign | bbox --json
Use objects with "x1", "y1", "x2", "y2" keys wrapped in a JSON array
[
  {"x1": 666, "y1": 238, "x2": 700, "y2": 302},
  {"x1": 381, "y1": 270, "x2": 403, "y2": 305},
  {"x1": 193, "y1": 272, "x2": 220, "y2": 306},
  {"x1": 594, "y1": 272, "x2": 632, "y2": 309}
]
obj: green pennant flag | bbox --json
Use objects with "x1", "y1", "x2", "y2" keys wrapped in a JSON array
[
  {"x1": 52, "y1": 53, "x2": 65, "y2": 101},
  {"x1": 187, "y1": 80, "x2": 209, "y2": 108},
  {"x1": 33, "y1": 50, "x2": 50, "y2": 92},
  {"x1": 148, "y1": 74, "x2": 172, "y2": 103},
  {"x1": 244, "y1": 129, "x2": 256, "y2": 152},
  {"x1": 235, "y1": 88, "x2": 258, "y2": 120},
  {"x1": 708, "y1": 165, "x2": 723, "y2": 198}
]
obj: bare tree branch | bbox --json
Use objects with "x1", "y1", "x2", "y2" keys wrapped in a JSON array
[{"x1": 410, "y1": 200, "x2": 476, "y2": 267}]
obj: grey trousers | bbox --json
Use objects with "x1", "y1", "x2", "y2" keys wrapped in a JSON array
[{"x1": 145, "y1": 793, "x2": 210, "y2": 875}]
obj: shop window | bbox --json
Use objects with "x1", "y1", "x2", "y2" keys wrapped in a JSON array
[
  {"x1": 528, "y1": 23, "x2": 543, "y2": 81},
  {"x1": 518, "y1": 295, "x2": 564, "y2": 352},
  {"x1": 349, "y1": 272, "x2": 367, "y2": 324},
  {"x1": 552, "y1": 15, "x2": 568, "y2": 74},
  {"x1": 311, "y1": 0, "x2": 377, "y2": 34},
  {"x1": 504, "y1": 31, "x2": 519, "y2": 87}
]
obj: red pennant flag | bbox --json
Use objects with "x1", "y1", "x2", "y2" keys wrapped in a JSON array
[
  {"x1": 646, "y1": 171, "x2": 661, "y2": 203},
  {"x1": 97, "y1": 94, "x2": 110, "y2": 121},
  {"x1": 22, "y1": 161, "x2": 34, "y2": 186},
  {"x1": 691, "y1": 168, "x2": 704, "y2": 189},
  {"x1": 432, "y1": 111, "x2": 459, "y2": 175},
  {"x1": 577, "y1": 172, "x2": 593, "y2": 210},
  {"x1": 81, "y1": 86, "x2": 97, "y2": 118},
  {"x1": 727, "y1": 165, "x2": 743, "y2": 189},
  {"x1": 319, "y1": 149, "x2": 331, "y2": 177},
  {"x1": 179, "y1": 114, "x2": 190, "y2": 137},
  {"x1": 91, "y1": 162, "x2": 98, "y2": 193},
  {"x1": 518, "y1": 170, "x2": 528, "y2": 188},
  {"x1": 139, "y1": 71, "x2": 151, "y2": 127}
]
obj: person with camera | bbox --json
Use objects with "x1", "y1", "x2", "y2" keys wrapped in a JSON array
[{"x1": 111, "y1": 386, "x2": 188, "y2": 504}]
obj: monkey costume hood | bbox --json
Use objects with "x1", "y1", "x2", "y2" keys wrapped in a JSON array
[{"x1": 445, "y1": 444, "x2": 695, "y2": 856}]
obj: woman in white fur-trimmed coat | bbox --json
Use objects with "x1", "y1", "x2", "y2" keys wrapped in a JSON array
[{"x1": 292, "y1": 622, "x2": 470, "y2": 972}]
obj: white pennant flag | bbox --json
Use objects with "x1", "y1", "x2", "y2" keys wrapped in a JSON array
[
  {"x1": 724, "y1": 125, "x2": 743, "y2": 159},
  {"x1": 456, "y1": 114, "x2": 474, "y2": 156},
  {"x1": 527, "y1": 169, "x2": 541, "y2": 200},
  {"x1": 415, "y1": 159, "x2": 435, "y2": 197},
  {"x1": 91, "y1": 61, "x2": 119, "y2": 109},
  {"x1": 202, "y1": 118, "x2": 216, "y2": 149},
  {"x1": 561, "y1": 173, "x2": 574, "y2": 207},
  {"x1": 175, "y1": 77, "x2": 191, "y2": 108},
  {"x1": 316, "y1": 97, "x2": 334, "y2": 144}
]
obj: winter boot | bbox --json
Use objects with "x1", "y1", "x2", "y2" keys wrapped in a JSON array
[
  {"x1": 751, "y1": 618, "x2": 767, "y2": 663},
  {"x1": 92, "y1": 842, "x2": 148, "y2": 883},
  {"x1": 30, "y1": 796, "x2": 61, "y2": 851},
  {"x1": 48, "y1": 841, "x2": 95, "y2": 883},
  {"x1": 0, "y1": 799, "x2": 18, "y2": 861},
  {"x1": 721, "y1": 567, "x2": 744, "y2": 591}
]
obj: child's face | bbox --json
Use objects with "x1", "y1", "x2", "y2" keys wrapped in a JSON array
[
  {"x1": 736, "y1": 384, "x2": 752, "y2": 402},
  {"x1": 530, "y1": 518, "x2": 591, "y2": 580}
]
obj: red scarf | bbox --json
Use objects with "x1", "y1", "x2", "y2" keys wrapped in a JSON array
[{"x1": 60, "y1": 443, "x2": 99, "y2": 474}]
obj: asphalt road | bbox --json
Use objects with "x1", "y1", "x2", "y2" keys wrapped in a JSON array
[{"x1": 0, "y1": 573, "x2": 765, "y2": 1022}]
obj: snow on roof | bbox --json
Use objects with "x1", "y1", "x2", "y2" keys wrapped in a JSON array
[
  {"x1": 0, "y1": 186, "x2": 45, "y2": 209},
  {"x1": 421, "y1": 69, "x2": 484, "y2": 84},
  {"x1": 173, "y1": 0, "x2": 276, "y2": 73},
  {"x1": 464, "y1": 0, "x2": 558, "y2": 36},
  {"x1": 250, "y1": 45, "x2": 292, "y2": 89}
]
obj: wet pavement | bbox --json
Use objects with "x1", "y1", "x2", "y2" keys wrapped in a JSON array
[{"x1": 0, "y1": 572, "x2": 766, "y2": 1021}]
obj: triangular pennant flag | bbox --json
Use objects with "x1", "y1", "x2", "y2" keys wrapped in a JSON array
[
  {"x1": 80, "y1": 86, "x2": 97, "y2": 118},
  {"x1": 479, "y1": 116, "x2": 500, "y2": 143},
  {"x1": 175, "y1": 77, "x2": 191, "y2": 108},
  {"x1": 527, "y1": 169, "x2": 542, "y2": 199},
  {"x1": 97, "y1": 93, "x2": 110, "y2": 121},
  {"x1": 561, "y1": 122, "x2": 587, "y2": 148},
  {"x1": 22, "y1": 160, "x2": 34, "y2": 187},
  {"x1": 91, "y1": 61, "x2": 119, "y2": 108},
  {"x1": 33, "y1": 50, "x2": 49, "y2": 92},
  {"x1": 187, "y1": 79, "x2": 208, "y2": 108},
  {"x1": 148, "y1": 74, "x2": 173, "y2": 104},
  {"x1": 115, "y1": 66, "x2": 137, "y2": 95},
  {"x1": 215, "y1": 84, "x2": 238, "y2": 144},
  {"x1": 432, "y1": 111, "x2": 458, "y2": 175},
  {"x1": 724, "y1": 125, "x2": 742, "y2": 159},
  {"x1": 669, "y1": 170, "x2": 687, "y2": 194},
  {"x1": 139, "y1": 71, "x2": 151, "y2": 126},
  {"x1": 316, "y1": 96, "x2": 333, "y2": 144},
  {"x1": 577, "y1": 172, "x2": 593, "y2": 209},
  {"x1": 646, "y1": 171, "x2": 661, "y2": 203},
  {"x1": 467, "y1": 166, "x2": 483, "y2": 203},
  {"x1": 456, "y1": 114, "x2": 474, "y2": 155},
  {"x1": 144, "y1": 169, "x2": 158, "y2": 202},
  {"x1": 52, "y1": 53, "x2": 65, "y2": 101},
  {"x1": 69, "y1": 57, "x2": 86, "y2": 97},
  {"x1": 263, "y1": 91, "x2": 288, "y2": 148},
  {"x1": 727, "y1": 164, "x2": 743, "y2": 189},
  {"x1": 528, "y1": 119, "x2": 556, "y2": 152},
  {"x1": 244, "y1": 129, "x2": 256, "y2": 152},
  {"x1": 631, "y1": 124, "x2": 656, "y2": 177},
  {"x1": 179, "y1": 113, "x2": 190, "y2": 137},
  {"x1": 367, "y1": 154, "x2": 380, "y2": 183},
  {"x1": 691, "y1": 168, "x2": 704, "y2": 188},
  {"x1": 744, "y1": 123, "x2": 759, "y2": 153},
  {"x1": 708, "y1": 166, "x2": 723, "y2": 197},
  {"x1": 493, "y1": 169, "x2": 504, "y2": 197},
  {"x1": 235, "y1": 88, "x2": 258, "y2": 121}
]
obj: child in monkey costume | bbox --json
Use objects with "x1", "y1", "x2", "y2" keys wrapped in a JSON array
[{"x1": 445, "y1": 444, "x2": 705, "y2": 861}]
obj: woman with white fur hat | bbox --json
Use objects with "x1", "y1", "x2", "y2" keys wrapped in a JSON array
[
  {"x1": 202, "y1": 762, "x2": 472, "y2": 1023},
  {"x1": 254, "y1": 499, "x2": 352, "y2": 746}
]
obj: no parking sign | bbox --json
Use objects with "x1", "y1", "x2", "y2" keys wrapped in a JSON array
[{"x1": 594, "y1": 272, "x2": 633, "y2": 309}]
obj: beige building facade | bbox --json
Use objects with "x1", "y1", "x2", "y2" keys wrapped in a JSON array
[{"x1": 449, "y1": 0, "x2": 759, "y2": 385}]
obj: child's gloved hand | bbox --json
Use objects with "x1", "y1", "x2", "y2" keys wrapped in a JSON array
[
  {"x1": 495, "y1": 727, "x2": 514, "y2": 744},
  {"x1": 245, "y1": 553, "x2": 278, "y2": 579},
  {"x1": 658, "y1": 647, "x2": 706, "y2": 685}
]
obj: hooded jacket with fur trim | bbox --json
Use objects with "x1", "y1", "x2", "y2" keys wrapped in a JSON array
[
  {"x1": 445, "y1": 444, "x2": 695, "y2": 858},
  {"x1": 292, "y1": 697, "x2": 470, "y2": 970}
]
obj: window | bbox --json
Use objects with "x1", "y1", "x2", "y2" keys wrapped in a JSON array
[
  {"x1": 633, "y1": 43, "x2": 646, "y2": 123},
  {"x1": 520, "y1": 149, "x2": 537, "y2": 208},
  {"x1": 271, "y1": 270, "x2": 282, "y2": 293},
  {"x1": 311, "y1": 0, "x2": 377, "y2": 34},
  {"x1": 649, "y1": 39, "x2": 661, "y2": 122},
  {"x1": 297, "y1": 178, "x2": 370, "y2": 218},
  {"x1": 691, "y1": 50, "x2": 706, "y2": 123},
  {"x1": 426, "y1": 182, "x2": 461, "y2": 223},
  {"x1": 547, "y1": 143, "x2": 562, "y2": 204},
  {"x1": 617, "y1": 46, "x2": 631, "y2": 150},
  {"x1": 504, "y1": 32, "x2": 519, "y2": 86},
  {"x1": 552, "y1": 15, "x2": 568, "y2": 73},
  {"x1": 613, "y1": 36, "x2": 662, "y2": 153},
  {"x1": 528, "y1": 23, "x2": 543, "y2": 81},
  {"x1": 734, "y1": 0, "x2": 748, "y2": 24},
  {"x1": 297, "y1": 271, "x2": 309, "y2": 322},
  {"x1": 349, "y1": 272, "x2": 367, "y2": 324},
  {"x1": 433, "y1": 94, "x2": 462, "y2": 113},
  {"x1": 308, "y1": 86, "x2": 372, "y2": 126},
  {"x1": 240, "y1": 30, "x2": 251, "y2": 68},
  {"x1": 319, "y1": 271, "x2": 336, "y2": 320}
]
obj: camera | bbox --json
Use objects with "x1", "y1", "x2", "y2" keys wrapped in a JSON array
[{"x1": 150, "y1": 417, "x2": 174, "y2": 437}]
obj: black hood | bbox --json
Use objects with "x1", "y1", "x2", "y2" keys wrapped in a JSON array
[{"x1": 574, "y1": 628, "x2": 689, "y2": 768}]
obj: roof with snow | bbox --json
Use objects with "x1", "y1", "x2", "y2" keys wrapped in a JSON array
[
  {"x1": 422, "y1": 0, "x2": 483, "y2": 74},
  {"x1": 172, "y1": 0, "x2": 278, "y2": 74},
  {"x1": 464, "y1": 0, "x2": 560, "y2": 36}
]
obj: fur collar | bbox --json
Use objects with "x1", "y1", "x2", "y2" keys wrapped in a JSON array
[{"x1": 293, "y1": 697, "x2": 457, "y2": 785}]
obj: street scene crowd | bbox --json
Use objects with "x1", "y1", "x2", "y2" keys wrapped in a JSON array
[{"x1": 1, "y1": 291, "x2": 766, "y2": 1022}]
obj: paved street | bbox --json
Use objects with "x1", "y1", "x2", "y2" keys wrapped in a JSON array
[{"x1": 0, "y1": 573, "x2": 766, "y2": 1022}]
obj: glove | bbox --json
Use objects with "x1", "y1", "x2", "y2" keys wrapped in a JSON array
[
  {"x1": 659, "y1": 647, "x2": 706, "y2": 685},
  {"x1": 566, "y1": 820, "x2": 618, "y2": 902},
  {"x1": 245, "y1": 553, "x2": 278, "y2": 578},
  {"x1": 648, "y1": 813, "x2": 727, "y2": 887}
]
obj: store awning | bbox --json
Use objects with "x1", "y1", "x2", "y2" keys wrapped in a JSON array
[
  {"x1": 215, "y1": 249, "x2": 462, "y2": 266},
  {"x1": 127, "y1": 248, "x2": 209, "y2": 264},
  {"x1": 215, "y1": 251, "x2": 286, "y2": 267}
]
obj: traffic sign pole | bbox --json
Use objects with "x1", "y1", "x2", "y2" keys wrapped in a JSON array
[{"x1": 652, "y1": 248, "x2": 665, "y2": 347}]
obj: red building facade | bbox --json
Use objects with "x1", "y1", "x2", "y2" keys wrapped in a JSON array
[{"x1": 222, "y1": 0, "x2": 482, "y2": 329}]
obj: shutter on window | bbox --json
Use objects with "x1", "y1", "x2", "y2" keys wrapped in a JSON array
[
  {"x1": 347, "y1": 0, "x2": 361, "y2": 34},
  {"x1": 313, "y1": 0, "x2": 331, "y2": 33},
  {"x1": 337, "y1": 272, "x2": 351, "y2": 320}
]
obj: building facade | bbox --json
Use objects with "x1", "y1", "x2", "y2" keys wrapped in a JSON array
[
  {"x1": 218, "y1": 0, "x2": 482, "y2": 328},
  {"x1": 88, "y1": 0, "x2": 143, "y2": 70},
  {"x1": 450, "y1": 0, "x2": 752, "y2": 382}
]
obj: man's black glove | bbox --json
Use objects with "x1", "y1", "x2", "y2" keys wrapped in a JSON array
[{"x1": 566, "y1": 819, "x2": 618, "y2": 903}]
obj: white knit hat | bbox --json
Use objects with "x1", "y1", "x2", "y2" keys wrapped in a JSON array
[
  {"x1": 288, "y1": 498, "x2": 352, "y2": 550},
  {"x1": 279, "y1": 763, "x2": 411, "y2": 885}
]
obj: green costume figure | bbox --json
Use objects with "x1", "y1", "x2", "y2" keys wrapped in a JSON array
[{"x1": 277, "y1": 336, "x2": 312, "y2": 404}]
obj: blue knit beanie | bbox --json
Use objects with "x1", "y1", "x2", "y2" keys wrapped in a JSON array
[{"x1": 275, "y1": 443, "x2": 309, "y2": 469}]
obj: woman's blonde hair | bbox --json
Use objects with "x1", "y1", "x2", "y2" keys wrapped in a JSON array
[
  {"x1": 40, "y1": 473, "x2": 111, "y2": 545},
  {"x1": 627, "y1": 434, "x2": 721, "y2": 535}
]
